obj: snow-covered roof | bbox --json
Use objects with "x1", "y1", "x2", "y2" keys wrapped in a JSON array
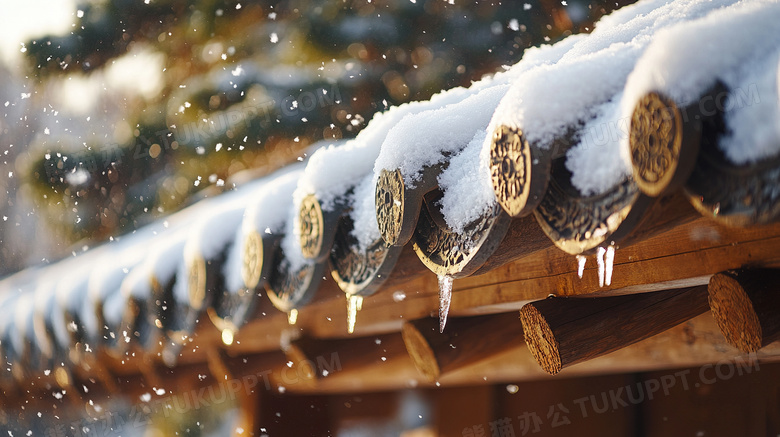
[{"x1": 0, "y1": 0, "x2": 778, "y2": 383}]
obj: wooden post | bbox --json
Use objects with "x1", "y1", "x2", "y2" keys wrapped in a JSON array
[
  {"x1": 401, "y1": 312, "x2": 524, "y2": 381},
  {"x1": 520, "y1": 286, "x2": 710, "y2": 374},
  {"x1": 708, "y1": 269, "x2": 780, "y2": 352}
]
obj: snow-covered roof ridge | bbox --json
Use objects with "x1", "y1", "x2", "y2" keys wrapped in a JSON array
[
  {"x1": 492, "y1": 0, "x2": 737, "y2": 147},
  {"x1": 620, "y1": 0, "x2": 780, "y2": 166},
  {"x1": 293, "y1": 67, "x2": 514, "y2": 214},
  {"x1": 4, "y1": 0, "x2": 780, "y2": 388}
]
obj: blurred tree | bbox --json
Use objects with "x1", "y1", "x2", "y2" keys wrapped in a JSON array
[{"x1": 8, "y1": 0, "x2": 633, "y2": 272}]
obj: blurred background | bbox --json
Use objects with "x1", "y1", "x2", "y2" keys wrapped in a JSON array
[{"x1": 0, "y1": 0, "x2": 631, "y2": 276}]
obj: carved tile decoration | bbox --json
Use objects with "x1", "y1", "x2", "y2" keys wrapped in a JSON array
[
  {"x1": 125, "y1": 295, "x2": 157, "y2": 351},
  {"x1": 687, "y1": 143, "x2": 780, "y2": 226},
  {"x1": 299, "y1": 194, "x2": 324, "y2": 259},
  {"x1": 150, "y1": 275, "x2": 176, "y2": 332},
  {"x1": 491, "y1": 125, "x2": 530, "y2": 217},
  {"x1": 209, "y1": 286, "x2": 253, "y2": 334},
  {"x1": 534, "y1": 160, "x2": 639, "y2": 255},
  {"x1": 375, "y1": 169, "x2": 405, "y2": 247},
  {"x1": 32, "y1": 303, "x2": 56, "y2": 361},
  {"x1": 265, "y1": 247, "x2": 324, "y2": 312},
  {"x1": 187, "y1": 255, "x2": 207, "y2": 311},
  {"x1": 330, "y1": 214, "x2": 402, "y2": 296},
  {"x1": 630, "y1": 92, "x2": 683, "y2": 196},
  {"x1": 412, "y1": 199, "x2": 508, "y2": 278},
  {"x1": 241, "y1": 230, "x2": 264, "y2": 290}
]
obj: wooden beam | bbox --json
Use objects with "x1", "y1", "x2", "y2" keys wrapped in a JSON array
[
  {"x1": 216, "y1": 218, "x2": 780, "y2": 356},
  {"x1": 708, "y1": 269, "x2": 780, "y2": 352},
  {"x1": 4, "y1": 313, "x2": 780, "y2": 405},
  {"x1": 519, "y1": 286, "x2": 710, "y2": 374},
  {"x1": 6, "y1": 219, "x2": 780, "y2": 400},
  {"x1": 401, "y1": 312, "x2": 524, "y2": 381},
  {"x1": 250, "y1": 238, "x2": 774, "y2": 378},
  {"x1": 257, "y1": 314, "x2": 780, "y2": 393},
  {"x1": 451, "y1": 218, "x2": 780, "y2": 312}
]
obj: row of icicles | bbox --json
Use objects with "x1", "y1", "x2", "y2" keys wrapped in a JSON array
[{"x1": 272, "y1": 245, "x2": 617, "y2": 337}]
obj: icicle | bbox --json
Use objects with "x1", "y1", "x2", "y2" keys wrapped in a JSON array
[
  {"x1": 596, "y1": 246, "x2": 606, "y2": 287},
  {"x1": 605, "y1": 245, "x2": 615, "y2": 286},
  {"x1": 287, "y1": 308, "x2": 298, "y2": 326},
  {"x1": 576, "y1": 255, "x2": 587, "y2": 279},
  {"x1": 221, "y1": 328, "x2": 235, "y2": 346},
  {"x1": 437, "y1": 274, "x2": 454, "y2": 333},
  {"x1": 347, "y1": 295, "x2": 363, "y2": 334}
]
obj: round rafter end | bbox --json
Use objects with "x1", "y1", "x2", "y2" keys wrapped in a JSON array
[
  {"x1": 519, "y1": 304, "x2": 563, "y2": 375},
  {"x1": 375, "y1": 168, "x2": 408, "y2": 247},
  {"x1": 629, "y1": 92, "x2": 699, "y2": 198},
  {"x1": 490, "y1": 124, "x2": 548, "y2": 218},
  {"x1": 298, "y1": 194, "x2": 327, "y2": 260}
]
